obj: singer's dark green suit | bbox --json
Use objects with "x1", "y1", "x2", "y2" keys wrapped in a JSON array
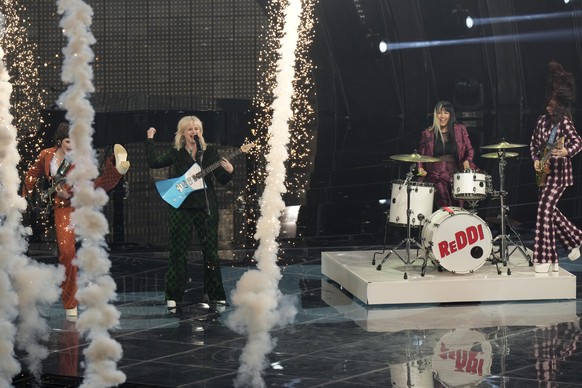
[{"x1": 145, "y1": 139, "x2": 233, "y2": 303}]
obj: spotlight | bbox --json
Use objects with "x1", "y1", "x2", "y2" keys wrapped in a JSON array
[
  {"x1": 564, "y1": 0, "x2": 570, "y2": 3},
  {"x1": 454, "y1": 76, "x2": 479, "y2": 95},
  {"x1": 453, "y1": 75, "x2": 484, "y2": 110},
  {"x1": 360, "y1": 30, "x2": 390, "y2": 58},
  {"x1": 378, "y1": 39, "x2": 389, "y2": 54},
  {"x1": 450, "y1": 6, "x2": 476, "y2": 34}
]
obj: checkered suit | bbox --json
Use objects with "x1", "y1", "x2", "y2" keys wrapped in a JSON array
[{"x1": 530, "y1": 115, "x2": 582, "y2": 263}]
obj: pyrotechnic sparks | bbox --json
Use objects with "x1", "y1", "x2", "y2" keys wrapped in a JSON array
[
  {"x1": 242, "y1": 0, "x2": 317, "y2": 247},
  {"x1": 227, "y1": 1, "x2": 307, "y2": 387},
  {"x1": 0, "y1": 0, "x2": 51, "y2": 239},
  {"x1": 0, "y1": 6, "x2": 62, "y2": 385}
]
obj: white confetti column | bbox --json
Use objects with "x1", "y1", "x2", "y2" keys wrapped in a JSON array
[
  {"x1": 56, "y1": 1, "x2": 126, "y2": 387},
  {"x1": 227, "y1": 1, "x2": 302, "y2": 387}
]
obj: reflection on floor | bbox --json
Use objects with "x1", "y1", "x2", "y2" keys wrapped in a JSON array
[{"x1": 12, "y1": 239, "x2": 582, "y2": 387}]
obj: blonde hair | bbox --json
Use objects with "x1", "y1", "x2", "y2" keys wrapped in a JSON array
[{"x1": 174, "y1": 116, "x2": 207, "y2": 151}]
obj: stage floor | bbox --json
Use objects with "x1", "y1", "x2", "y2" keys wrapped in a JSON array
[{"x1": 322, "y1": 248, "x2": 576, "y2": 305}]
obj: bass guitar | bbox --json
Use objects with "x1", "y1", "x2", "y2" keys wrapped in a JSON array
[
  {"x1": 155, "y1": 143, "x2": 255, "y2": 208},
  {"x1": 535, "y1": 136, "x2": 564, "y2": 187}
]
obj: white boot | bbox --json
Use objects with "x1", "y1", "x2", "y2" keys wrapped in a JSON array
[{"x1": 568, "y1": 245, "x2": 581, "y2": 261}]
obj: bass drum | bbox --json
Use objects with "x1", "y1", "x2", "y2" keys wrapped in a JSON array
[
  {"x1": 432, "y1": 329, "x2": 493, "y2": 387},
  {"x1": 421, "y1": 207, "x2": 492, "y2": 274}
]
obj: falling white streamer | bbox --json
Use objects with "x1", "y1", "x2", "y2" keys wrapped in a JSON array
[
  {"x1": 226, "y1": 1, "x2": 301, "y2": 387},
  {"x1": 56, "y1": 1, "x2": 125, "y2": 386},
  {"x1": 0, "y1": 13, "x2": 63, "y2": 385}
]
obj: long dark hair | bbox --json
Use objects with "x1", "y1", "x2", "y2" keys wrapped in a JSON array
[
  {"x1": 431, "y1": 101, "x2": 458, "y2": 158},
  {"x1": 545, "y1": 61, "x2": 575, "y2": 123}
]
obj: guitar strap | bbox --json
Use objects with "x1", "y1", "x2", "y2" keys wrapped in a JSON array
[
  {"x1": 546, "y1": 123, "x2": 559, "y2": 147},
  {"x1": 56, "y1": 157, "x2": 72, "y2": 178}
]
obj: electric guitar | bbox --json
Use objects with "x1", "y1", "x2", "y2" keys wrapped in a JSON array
[
  {"x1": 28, "y1": 158, "x2": 72, "y2": 215},
  {"x1": 155, "y1": 143, "x2": 255, "y2": 208},
  {"x1": 535, "y1": 136, "x2": 564, "y2": 187}
]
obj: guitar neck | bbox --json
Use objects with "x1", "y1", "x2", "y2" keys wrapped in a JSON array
[{"x1": 194, "y1": 148, "x2": 242, "y2": 180}]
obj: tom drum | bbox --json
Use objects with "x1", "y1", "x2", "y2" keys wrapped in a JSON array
[
  {"x1": 389, "y1": 180, "x2": 434, "y2": 228},
  {"x1": 452, "y1": 170, "x2": 490, "y2": 200}
]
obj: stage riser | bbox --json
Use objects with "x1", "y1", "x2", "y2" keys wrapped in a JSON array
[{"x1": 322, "y1": 249, "x2": 576, "y2": 305}]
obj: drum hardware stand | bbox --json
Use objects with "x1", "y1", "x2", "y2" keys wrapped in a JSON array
[
  {"x1": 488, "y1": 149, "x2": 532, "y2": 275},
  {"x1": 464, "y1": 199, "x2": 480, "y2": 214},
  {"x1": 373, "y1": 163, "x2": 424, "y2": 279},
  {"x1": 371, "y1": 205, "x2": 396, "y2": 265}
]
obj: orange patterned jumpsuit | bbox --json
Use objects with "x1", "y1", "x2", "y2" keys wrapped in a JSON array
[{"x1": 24, "y1": 147, "x2": 123, "y2": 309}]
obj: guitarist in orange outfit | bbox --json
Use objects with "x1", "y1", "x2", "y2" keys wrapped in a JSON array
[
  {"x1": 146, "y1": 116, "x2": 233, "y2": 311},
  {"x1": 530, "y1": 62, "x2": 582, "y2": 273},
  {"x1": 23, "y1": 122, "x2": 130, "y2": 320}
]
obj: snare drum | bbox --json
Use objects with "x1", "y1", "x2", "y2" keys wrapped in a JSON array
[
  {"x1": 421, "y1": 207, "x2": 492, "y2": 273},
  {"x1": 452, "y1": 170, "x2": 490, "y2": 200},
  {"x1": 389, "y1": 180, "x2": 434, "y2": 228}
]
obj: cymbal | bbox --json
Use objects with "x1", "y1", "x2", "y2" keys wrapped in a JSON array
[
  {"x1": 390, "y1": 153, "x2": 440, "y2": 163},
  {"x1": 481, "y1": 140, "x2": 527, "y2": 149},
  {"x1": 481, "y1": 152, "x2": 519, "y2": 159}
]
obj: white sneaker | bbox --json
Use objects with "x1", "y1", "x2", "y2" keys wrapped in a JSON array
[
  {"x1": 534, "y1": 263, "x2": 551, "y2": 273},
  {"x1": 167, "y1": 300, "x2": 176, "y2": 308},
  {"x1": 211, "y1": 300, "x2": 227, "y2": 313},
  {"x1": 65, "y1": 307, "x2": 78, "y2": 322},
  {"x1": 568, "y1": 245, "x2": 581, "y2": 261}
]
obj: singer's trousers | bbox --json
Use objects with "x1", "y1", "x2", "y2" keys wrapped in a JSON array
[
  {"x1": 533, "y1": 182, "x2": 582, "y2": 263},
  {"x1": 166, "y1": 206, "x2": 226, "y2": 303}
]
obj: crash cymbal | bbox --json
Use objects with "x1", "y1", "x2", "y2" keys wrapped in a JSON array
[
  {"x1": 482, "y1": 152, "x2": 519, "y2": 159},
  {"x1": 481, "y1": 140, "x2": 527, "y2": 149},
  {"x1": 390, "y1": 153, "x2": 440, "y2": 163}
]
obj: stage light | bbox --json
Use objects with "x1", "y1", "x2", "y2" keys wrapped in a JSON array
[
  {"x1": 359, "y1": 30, "x2": 390, "y2": 57},
  {"x1": 454, "y1": 75, "x2": 479, "y2": 95},
  {"x1": 450, "y1": 6, "x2": 476, "y2": 35},
  {"x1": 367, "y1": 32, "x2": 389, "y2": 55},
  {"x1": 564, "y1": 0, "x2": 570, "y2": 4},
  {"x1": 453, "y1": 75, "x2": 484, "y2": 111},
  {"x1": 378, "y1": 39, "x2": 389, "y2": 54}
]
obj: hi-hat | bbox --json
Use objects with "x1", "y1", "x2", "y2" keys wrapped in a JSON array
[
  {"x1": 482, "y1": 152, "x2": 519, "y2": 159},
  {"x1": 481, "y1": 140, "x2": 527, "y2": 149},
  {"x1": 390, "y1": 153, "x2": 440, "y2": 163}
]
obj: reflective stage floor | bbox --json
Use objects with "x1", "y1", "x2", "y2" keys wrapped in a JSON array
[{"x1": 12, "y1": 240, "x2": 582, "y2": 387}]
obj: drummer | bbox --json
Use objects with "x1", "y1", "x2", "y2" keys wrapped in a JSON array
[{"x1": 417, "y1": 101, "x2": 478, "y2": 209}]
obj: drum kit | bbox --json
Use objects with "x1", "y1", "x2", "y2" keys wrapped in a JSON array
[{"x1": 373, "y1": 140, "x2": 532, "y2": 278}]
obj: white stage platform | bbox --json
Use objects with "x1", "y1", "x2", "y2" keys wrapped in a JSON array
[{"x1": 321, "y1": 249, "x2": 576, "y2": 305}]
